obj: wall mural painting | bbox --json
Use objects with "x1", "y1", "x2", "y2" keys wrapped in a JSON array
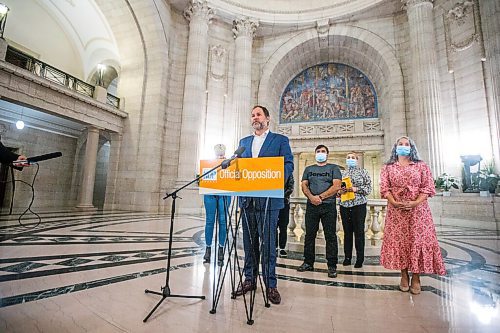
[{"x1": 280, "y1": 63, "x2": 378, "y2": 124}]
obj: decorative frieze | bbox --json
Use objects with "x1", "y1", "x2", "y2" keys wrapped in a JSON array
[
  {"x1": 363, "y1": 121, "x2": 381, "y2": 132},
  {"x1": 278, "y1": 126, "x2": 291, "y2": 136},
  {"x1": 443, "y1": 0, "x2": 486, "y2": 72},
  {"x1": 299, "y1": 125, "x2": 314, "y2": 135},
  {"x1": 279, "y1": 120, "x2": 381, "y2": 138},
  {"x1": 209, "y1": 45, "x2": 227, "y2": 81}
]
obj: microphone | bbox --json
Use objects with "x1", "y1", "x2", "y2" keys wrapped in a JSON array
[
  {"x1": 221, "y1": 146, "x2": 245, "y2": 169},
  {"x1": 26, "y1": 152, "x2": 62, "y2": 164}
]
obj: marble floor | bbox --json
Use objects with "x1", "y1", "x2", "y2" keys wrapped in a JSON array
[{"x1": 0, "y1": 210, "x2": 498, "y2": 333}]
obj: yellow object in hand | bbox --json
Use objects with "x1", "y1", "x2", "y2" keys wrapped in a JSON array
[{"x1": 340, "y1": 176, "x2": 355, "y2": 202}]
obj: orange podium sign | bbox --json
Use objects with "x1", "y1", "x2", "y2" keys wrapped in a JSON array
[{"x1": 199, "y1": 157, "x2": 284, "y2": 198}]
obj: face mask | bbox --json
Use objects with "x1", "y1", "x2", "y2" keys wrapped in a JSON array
[
  {"x1": 396, "y1": 145, "x2": 411, "y2": 156},
  {"x1": 346, "y1": 158, "x2": 357, "y2": 167},
  {"x1": 315, "y1": 152, "x2": 327, "y2": 163}
]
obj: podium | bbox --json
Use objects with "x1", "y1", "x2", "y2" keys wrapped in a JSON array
[{"x1": 199, "y1": 157, "x2": 284, "y2": 324}]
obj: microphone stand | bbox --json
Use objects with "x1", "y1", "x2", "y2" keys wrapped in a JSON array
[{"x1": 143, "y1": 159, "x2": 235, "y2": 322}]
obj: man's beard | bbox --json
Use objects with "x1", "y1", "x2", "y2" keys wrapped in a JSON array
[{"x1": 252, "y1": 121, "x2": 266, "y2": 131}]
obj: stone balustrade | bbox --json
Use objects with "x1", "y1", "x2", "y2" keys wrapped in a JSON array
[{"x1": 288, "y1": 197, "x2": 388, "y2": 247}]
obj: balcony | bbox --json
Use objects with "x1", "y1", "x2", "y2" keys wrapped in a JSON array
[{"x1": 5, "y1": 46, "x2": 120, "y2": 109}]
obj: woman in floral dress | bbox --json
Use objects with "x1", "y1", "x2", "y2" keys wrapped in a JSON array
[{"x1": 380, "y1": 136, "x2": 446, "y2": 294}]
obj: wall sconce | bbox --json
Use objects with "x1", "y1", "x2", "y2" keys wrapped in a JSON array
[
  {"x1": 97, "y1": 63, "x2": 106, "y2": 87},
  {"x1": 0, "y1": 3, "x2": 9, "y2": 39}
]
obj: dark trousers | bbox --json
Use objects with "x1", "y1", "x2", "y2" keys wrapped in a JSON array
[
  {"x1": 242, "y1": 201, "x2": 279, "y2": 288},
  {"x1": 303, "y1": 202, "x2": 338, "y2": 267},
  {"x1": 276, "y1": 203, "x2": 290, "y2": 249},
  {"x1": 340, "y1": 203, "x2": 367, "y2": 262}
]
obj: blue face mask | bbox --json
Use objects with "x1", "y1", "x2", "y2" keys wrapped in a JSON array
[
  {"x1": 346, "y1": 158, "x2": 357, "y2": 168},
  {"x1": 315, "y1": 152, "x2": 327, "y2": 163},
  {"x1": 396, "y1": 145, "x2": 411, "y2": 156}
]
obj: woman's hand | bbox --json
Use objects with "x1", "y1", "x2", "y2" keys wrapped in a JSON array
[
  {"x1": 401, "y1": 201, "x2": 419, "y2": 210},
  {"x1": 389, "y1": 199, "x2": 405, "y2": 208}
]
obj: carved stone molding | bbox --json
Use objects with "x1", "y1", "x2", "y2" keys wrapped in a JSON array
[
  {"x1": 401, "y1": 0, "x2": 433, "y2": 10},
  {"x1": 183, "y1": 0, "x2": 215, "y2": 24},
  {"x1": 299, "y1": 125, "x2": 314, "y2": 135},
  {"x1": 278, "y1": 126, "x2": 291, "y2": 136},
  {"x1": 447, "y1": 0, "x2": 473, "y2": 25},
  {"x1": 209, "y1": 45, "x2": 227, "y2": 81},
  {"x1": 443, "y1": 0, "x2": 485, "y2": 73},
  {"x1": 316, "y1": 19, "x2": 329, "y2": 48},
  {"x1": 363, "y1": 121, "x2": 381, "y2": 132},
  {"x1": 232, "y1": 17, "x2": 259, "y2": 39}
]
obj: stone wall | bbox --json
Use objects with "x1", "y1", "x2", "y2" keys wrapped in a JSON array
[{"x1": 0, "y1": 121, "x2": 77, "y2": 210}]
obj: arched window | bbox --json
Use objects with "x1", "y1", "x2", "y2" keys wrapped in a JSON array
[{"x1": 280, "y1": 63, "x2": 378, "y2": 124}]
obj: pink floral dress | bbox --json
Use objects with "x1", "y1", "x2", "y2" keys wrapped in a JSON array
[{"x1": 380, "y1": 161, "x2": 446, "y2": 275}]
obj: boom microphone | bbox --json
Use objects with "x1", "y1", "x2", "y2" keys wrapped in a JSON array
[
  {"x1": 27, "y1": 152, "x2": 62, "y2": 164},
  {"x1": 221, "y1": 146, "x2": 245, "y2": 169}
]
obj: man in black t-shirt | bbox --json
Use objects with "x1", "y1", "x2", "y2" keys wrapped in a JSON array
[
  {"x1": 298, "y1": 144, "x2": 342, "y2": 278},
  {"x1": 0, "y1": 140, "x2": 26, "y2": 165}
]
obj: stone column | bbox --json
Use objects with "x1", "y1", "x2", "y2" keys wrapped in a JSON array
[
  {"x1": 76, "y1": 127, "x2": 100, "y2": 210},
  {"x1": 232, "y1": 17, "x2": 258, "y2": 141},
  {"x1": 479, "y1": 0, "x2": 500, "y2": 169},
  {"x1": 103, "y1": 132, "x2": 122, "y2": 211},
  {"x1": 177, "y1": 0, "x2": 214, "y2": 185},
  {"x1": 403, "y1": 0, "x2": 444, "y2": 176}
]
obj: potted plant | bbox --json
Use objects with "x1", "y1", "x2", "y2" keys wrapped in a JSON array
[
  {"x1": 479, "y1": 161, "x2": 499, "y2": 196},
  {"x1": 435, "y1": 173, "x2": 460, "y2": 196}
]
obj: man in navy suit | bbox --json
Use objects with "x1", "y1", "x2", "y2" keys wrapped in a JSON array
[{"x1": 234, "y1": 105, "x2": 293, "y2": 305}]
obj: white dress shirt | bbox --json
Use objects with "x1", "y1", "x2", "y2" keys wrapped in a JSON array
[{"x1": 251, "y1": 129, "x2": 269, "y2": 158}]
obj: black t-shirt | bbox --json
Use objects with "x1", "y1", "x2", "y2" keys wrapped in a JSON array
[
  {"x1": 302, "y1": 163, "x2": 342, "y2": 204},
  {"x1": 0, "y1": 141, "x2": 19, "y2": 165}
]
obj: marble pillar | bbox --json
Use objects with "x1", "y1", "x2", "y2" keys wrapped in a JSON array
[
  {"x1": 177, "y1": 0, "x2": 214, "y2": 185},
  {"x1": 232, "y1": 17, "x2": 258, "y2": 142},
  {"x1": 403, "y1": 0, "x2": 444, "y2": 176},
  {"x1": 479, "y1": 0, "x2": 500, "y2": 169},
  {"x1": 76, "y1": 127, "x2": 100, "y2": 210}
]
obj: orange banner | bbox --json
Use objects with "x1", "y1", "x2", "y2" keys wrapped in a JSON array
[{"x1": 199, "y1": 157, "x2": 284, "y2": 198}]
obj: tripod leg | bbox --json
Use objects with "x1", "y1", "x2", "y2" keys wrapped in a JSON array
[
  {"x1": 143, "y1": 296, "x2": 167, "y2": 322},
  {"x1": 143, "y1": 195, "x2": 205, "y2": 323}
]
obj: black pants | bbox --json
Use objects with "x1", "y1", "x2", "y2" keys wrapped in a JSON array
[
  {"x1": 340, "y1": 203, "x2": 367, "y2": 262},
  {"x1": 303, "y1": 202, "x2": 338, "y2": 267},
  {"x1": 276, "y1": 203, "x2": 290, "y2": 249}
]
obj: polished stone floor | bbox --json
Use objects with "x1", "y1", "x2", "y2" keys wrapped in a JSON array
[{"x1": 0, "y1": 210, "x2": 498, "y2": 332}]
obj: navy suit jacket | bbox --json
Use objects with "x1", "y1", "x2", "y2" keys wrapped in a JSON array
[{"x1": 238, "y1": 131, "x2": 294, "y2": 211}]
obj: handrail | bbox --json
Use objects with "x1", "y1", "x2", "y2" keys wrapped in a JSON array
[{"x1": 4, "y1": 46, "x2": 120, "y2": 109}]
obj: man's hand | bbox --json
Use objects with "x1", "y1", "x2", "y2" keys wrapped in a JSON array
[
  {"x1": 13, "y1": 155, "x2": 28, "y2": 167},
  {"x1": 310, "y1": 195, "x2": 322, "y2": 206}
]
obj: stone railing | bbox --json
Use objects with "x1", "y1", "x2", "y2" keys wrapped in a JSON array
[
  {"x1": 5, "y1": 46, "x2": 120, "y2": 109},
  {"x1": 288, "y1": 197, "x2": 388, "y2": 244}
]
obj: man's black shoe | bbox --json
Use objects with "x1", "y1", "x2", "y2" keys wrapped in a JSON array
[
  {"x1": 342, "y1": 258, "x2": 351, "y2": 266},
  {"x1": 297, "y1": 262, "x2": 314, "y2": 272},
  {"x1": 328, "y1": 266, "x2": 338, "y2": 278}
]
